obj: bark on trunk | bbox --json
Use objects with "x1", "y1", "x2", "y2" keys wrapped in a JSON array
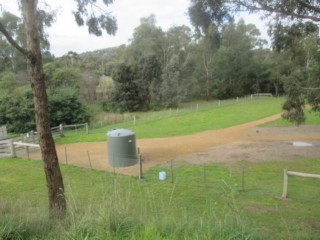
[{"x1": 22, "y1": 0, "x2": 66, "y2": 219}]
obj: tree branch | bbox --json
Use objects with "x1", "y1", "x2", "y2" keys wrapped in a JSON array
[
  {"x1": 0, "y1": 20, "x2": 30, "y2": 57},
  {"x1": 296, "y1": 0, "x2": 320, "y2": 14},
  {"x1": 235, "y1": 0, "x2": 320, "y2": 22}
]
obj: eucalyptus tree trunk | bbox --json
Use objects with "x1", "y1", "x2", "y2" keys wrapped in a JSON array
[{"x1": 22, "y1": 0, "x2": 66, "y2": 218}]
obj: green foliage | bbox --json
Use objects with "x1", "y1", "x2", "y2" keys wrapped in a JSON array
[
  {"x1": 212, "y1": 21, "x2": 260, "y2": 98},
  {"x1": 266, "y1": 20, "x2": 320, "y2": 124},
  {"x1": 188, "y1": 0, "x2": 320, "y2": 28},
  {"x1": 188, "y1": 0, "x2": 233, "y2": 33},
  {"x1": 49, "y1": 88, "x2": 90, "y2": 126},
  {"x1": 44, "y1": 63, "x2": 81, "y2": 94},
  {"x1": 73, "y1": 0, "x2": 117, "y2": 36},
  {"x1": 136, "y1": 54, "x2": 162, "y2": 109},
  {"x1": 128, "y1": 15, "x2": 165, "y2": 64},
  {"x1": 0, "y1": 87, "x2": 89, "y2": 133},
  {"x1": 110, "y1": 63, "x2": 142, "y2": 112},
  {"x1": 270, "y1": 22, "x2": 319, "y2": 53},
  {"x1": 282, "y1": 74, "x2": 306, "y2": 125},
  {"x1": 0, "y1": 89, "x2": 35, "y2": 132},
  {"x1": 160, "y1": 55, "x2": 186, "y2": 108},
  {"x1": 0, "y1": 71, "x2": 17, "y2": 95},
  {"x1": 0, "y1": 11, "x2": 26, "y2": 72},
  {"x1": 96, "y1": 75, "x2": 114, "y2": 101}
]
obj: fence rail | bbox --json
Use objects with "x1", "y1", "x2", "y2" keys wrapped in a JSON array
[
  {"x1": 281, "y1": 169, "x2": 320, "y2": 199},
  {"x1": 0, "y1": 123, "x2": 88, "y2": 158}
]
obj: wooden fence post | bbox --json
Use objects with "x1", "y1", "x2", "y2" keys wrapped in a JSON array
[
  {"x1": 85, "y1": 123, "x2": 89, "y2": 134},
  {"x1": 59, "y1": 124, "x2": 64, "y2": 137},
  {"x1": 26, "y1": 146, "x2": 30, "y2": 159},
  {"x1": 10, "y1": 140, "x2": 16, "y2": 158},
  {"x1": 282, "y1": 169, "x2": 288, "y2": 199}
]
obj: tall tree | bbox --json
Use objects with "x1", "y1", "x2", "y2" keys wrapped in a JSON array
[
  {"x1": 127, "y1": 15, "x2": 165, "y2": 65},
  {"x1": 136, "y1": 54, "x2": 162, "y2": 109},
  {"x1": 162, "y1": 25, "x2": 192, "y2": 66},
  {"x1": 111, "y1": 63, "x2": 142, "y2": 112},
  {"x1": 270, "y1": 21, "x2": 320, "y2": 122},
  {"x1": 214, "y1": 20, "x2": 261, "y2": 98},
  {"x1": 197, "y1": 24, "x2": 221, "y2": 100},
  {"x1": 161, "y1": 55, "x2": 186, "y2": 108},
  {"x1": 0, "y1": 0, "x2": 117, "y2": 218}
]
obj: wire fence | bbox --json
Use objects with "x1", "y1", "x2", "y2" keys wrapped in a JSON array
[
  {"x1": 89, "y1": 95, "x2": 273, "y2": 130},
  {"x1": 140, "y1": 160, "x2": 320, "y2": 203},
  {"x1": 52, "y1": 142, "x2": 320, "y2": 203}
]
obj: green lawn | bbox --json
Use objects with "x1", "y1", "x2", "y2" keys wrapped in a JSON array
[
  {"x1": 1, "y1": 158, "x2": 320, "y2": 239},
  {"x1": 57, "y1": 98, "x2": 285, "y2": 144}
]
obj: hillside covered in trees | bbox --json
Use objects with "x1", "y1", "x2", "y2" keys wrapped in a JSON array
[{"x1": 1, "y1": 11, "x2": 319, "y2": 132}]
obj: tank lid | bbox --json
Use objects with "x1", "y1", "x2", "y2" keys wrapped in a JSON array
[{"x1": 107, "y1": 128, "x2": 135, "y2": 137}]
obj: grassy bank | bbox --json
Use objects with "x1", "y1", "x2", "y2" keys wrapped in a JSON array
[
  {"x1": 57, "y1": 97, "x2": 284, "y2": 144},
  {"x1": 1, "y1": 158, "x2": 320, "y2": 239}
]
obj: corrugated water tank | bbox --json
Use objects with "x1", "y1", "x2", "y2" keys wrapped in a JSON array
[{"x1": 107, "y1": 129, "x2": 138, "y2": 167}]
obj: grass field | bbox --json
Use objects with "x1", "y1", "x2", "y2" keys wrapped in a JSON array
[
  {"x1": 1, "y1": 158, "x2": 320, "y2": 239},
  {"x1": 1, "y1": 97, "x2": 320, "y2": 239},
  {"x1": 57, "y1": 98, "x2": 285, "y2": 144}
]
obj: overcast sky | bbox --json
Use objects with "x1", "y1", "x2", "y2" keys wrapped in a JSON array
[{"x1": 0, "y1": 0, "x2": 269, "y2": 57}]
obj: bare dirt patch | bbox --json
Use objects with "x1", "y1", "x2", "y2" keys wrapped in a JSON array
[{"x1": 26, "y1": 114, "x2": 320, "y2": 176}]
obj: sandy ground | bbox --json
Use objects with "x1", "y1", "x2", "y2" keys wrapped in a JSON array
[{"x1": 25, "y1": 113, "x2": 320, "y2": 175}]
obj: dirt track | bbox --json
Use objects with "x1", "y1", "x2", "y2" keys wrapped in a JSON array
[{"x1": 26, "y1": 113, "x2": 320, "y2": 175}]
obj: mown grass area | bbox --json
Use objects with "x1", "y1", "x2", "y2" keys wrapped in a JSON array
[
  {"x1": 57, "y1": 98, "x2": 284, "y2": 144},
  {"x1": 1, "y1": 157, "x2": 320, "y2": 239},
  {"x1": 261, "y1": 109, "x2": 320, "y2": 127}
]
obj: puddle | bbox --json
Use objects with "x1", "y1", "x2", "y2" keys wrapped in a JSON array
[{"x1": 292, "y1": 141, "x2": 313, "y2": 147}]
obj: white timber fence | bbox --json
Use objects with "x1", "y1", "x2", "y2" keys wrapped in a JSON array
[
  {"x1": 0, "y1": 123, "x2": 88, "y2": 158},
  {"x1": 0, "y1": 139, "x2": 40, "y2": 158},
  {"x1": 0, "y1": 125, "x2": 7, "y2": 140},
  {"x1": 281, "y1": 169, "x2": 320, "y2": 199}
]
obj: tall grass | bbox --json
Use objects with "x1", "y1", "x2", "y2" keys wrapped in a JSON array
[{"x1": 1, "y1": 157, "x2": 320, "y2": 239}]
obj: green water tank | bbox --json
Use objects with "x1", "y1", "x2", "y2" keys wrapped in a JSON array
[{"x1": 107, "y1": 129, "x2": 138, "y2": 167}]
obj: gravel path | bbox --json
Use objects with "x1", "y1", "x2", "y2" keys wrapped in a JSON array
[{"x1": 26, "y1": 113, "x2": 320, "y2": 175}]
